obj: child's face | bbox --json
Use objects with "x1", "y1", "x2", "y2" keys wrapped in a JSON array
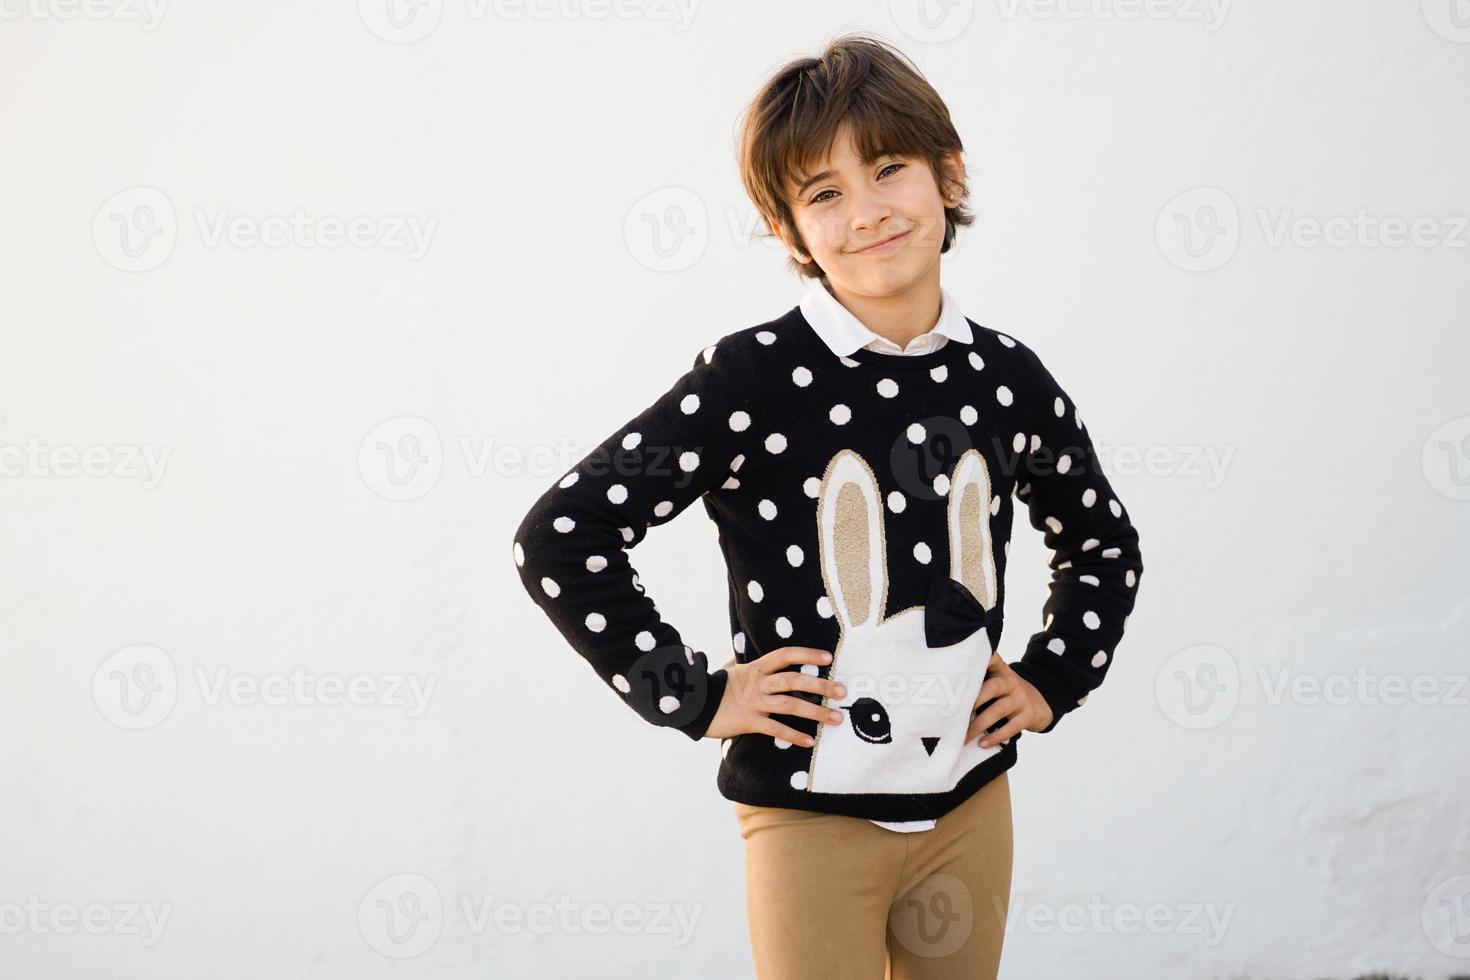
[{"x1": 779, "y1": 123, "x2": 957, "y2": 295}]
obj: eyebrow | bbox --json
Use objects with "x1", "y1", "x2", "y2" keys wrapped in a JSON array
[{"x1": 793, "y1": 148, "x2": 901, "y2": 199}]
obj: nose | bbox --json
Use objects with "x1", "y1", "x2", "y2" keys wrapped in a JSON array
[{"x1": 921, "y1": 736, "x2": 940, "y2": 756}]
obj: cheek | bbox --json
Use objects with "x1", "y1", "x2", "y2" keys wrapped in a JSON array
[{"x1": 795, "y1": 211, "x2": 847, "y2": 256}]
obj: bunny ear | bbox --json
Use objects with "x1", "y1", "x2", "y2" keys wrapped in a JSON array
[
  {"x1": 817, "y1": 449, "x2": 889, "y2": 631},
  {"x1": 947, "y1": 449, "x2": 997, "y2": 610}
]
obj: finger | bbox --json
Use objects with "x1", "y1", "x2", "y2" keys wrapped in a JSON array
[
  {"x1": 767, "y1": 646, "x2": 833, "y2": 672},
  {"x1": 968, "y1": 693, "x2": 1018, "y2": 742},
  {"x1": 979, "y1": 713, "x2": 1026, "y2": 748},
  {"x1": 769, "y1": 668, "x2": 847, "y2": 701},
  {"x1": 757, "y1": 719, "x2": 817, "y2": 748},
  {"x1": 767, "y1": 693, "x2": 845, "y2": 727},
  {"x1": 973, "y1": 669, "x2": 1015, "y2": 708}
]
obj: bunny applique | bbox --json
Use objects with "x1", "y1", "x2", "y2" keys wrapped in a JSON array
[{"x1": 794, "y1": 446, "x2": 1005, "y2": 795}]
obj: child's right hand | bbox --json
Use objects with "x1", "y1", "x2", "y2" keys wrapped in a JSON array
[{"x1": 703, "y1": 646, "x2": 846, "y2": 746}]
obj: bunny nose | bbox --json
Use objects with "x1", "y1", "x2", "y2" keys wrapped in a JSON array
[{"x1": 921, "y1": 737, "x2": 940, "y2": 756}]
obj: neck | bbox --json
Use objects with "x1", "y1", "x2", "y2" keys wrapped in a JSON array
[{"x1": 822, "y1": 264, "x2": 943, "y2": 349}]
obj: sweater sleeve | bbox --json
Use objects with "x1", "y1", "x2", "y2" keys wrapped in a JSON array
[
  {"x1": 1005, "y1": 341, "x2": 1144, "y2": 734},
  {"x1": 511, "y1": 342, "x2": 757, "y2": 742}
]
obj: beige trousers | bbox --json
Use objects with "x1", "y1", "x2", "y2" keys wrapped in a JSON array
[{"x1": 733, "y1": 772, "x2": 1013, "y2": 980}]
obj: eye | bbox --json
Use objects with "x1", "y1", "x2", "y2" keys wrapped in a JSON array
[
  {"x1": 846, "y1": 697, "x2": 893, "y2": 744},
  {"x1": 878, "y1": 162, "x2": 904, "y2": 179},
  {"x1": 807, "y1": 163, "x2": 906, "y2": 206}
]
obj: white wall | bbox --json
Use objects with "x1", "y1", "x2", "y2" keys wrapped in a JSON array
[{"x1": 2, "y1": 1, "x2": 1467, "y2": 977}]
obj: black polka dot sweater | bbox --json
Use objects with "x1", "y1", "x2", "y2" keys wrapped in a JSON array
[{"x1": 511, "y1": 302, "x2": 1144, "y2": 823}]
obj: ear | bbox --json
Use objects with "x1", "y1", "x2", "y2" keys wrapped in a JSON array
[
  {"x1": 947, "y1": 449, "x2": 997, "y2": 609},
  {"x1": 817, "y1": 449, "x2": 889, "y2": 631}
]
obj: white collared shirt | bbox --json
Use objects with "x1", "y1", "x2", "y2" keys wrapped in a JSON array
[
  {"x1": 800, "y1": 278, "x2": 973, "y2": 359},
  {"x1": 796, "y1": 278, "x2": 974, "y2": 833}
]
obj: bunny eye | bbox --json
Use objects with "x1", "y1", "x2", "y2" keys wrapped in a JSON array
[{"x1": 847, "y1": 697, "x2": 892, "y2": 745}]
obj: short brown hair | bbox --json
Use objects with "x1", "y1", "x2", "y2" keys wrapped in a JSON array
[{"x1": 735, "y1": 32, "x2": 974, "y2": 281}]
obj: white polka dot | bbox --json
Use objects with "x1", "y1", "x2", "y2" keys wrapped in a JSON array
[
  {"x1": 722, "y1": 476, "x2": 740, "y2": 490},
  {"x1": 803, "y1": 477, "x2": 821, "y2": 498},
  {"x1": 731, "y1": 454, "x2": 745, "y2": 471},
  {"x1": 877, "y1": 378, "x2": 899, "y2": 398},
  {"x1": 1102, "y1": 547, "x2": 1121, "y2": 558},
  {"x1": 1082, "y1": 538, "x2": 1100, "y2": 551},
  {"x1": 990, "y1": 494, "x2": 1001, "y2": 515},
  {"x1": 722, "y1": 738, "x2": 733, "y2": 758},
  {"x1": 636, "y1": 631, "x2": 655, "y2": 651},
  {"x1": 914, "y1": 542, "x2": 932, "y2": 564},
  {"x1": 585, "y1": 613, "x2": 606, "y2": 632},
  {"x1": 619, "y1": 526, "x2": 635, "y2": 543},
  {"x1": 729, "y1": 411, "x2": 751, "y2": 432},
  {"x1": 997, "y1": 333, "x2": 1016, "y2": 347},
  {"x1": 996, "y1": 385, "x2": 1013, "y2": 406},
  {"x1": 1054, "y1": 396, "x2": 1065, "y2": 418},
  {"x1": 558, "y1": 471, "x2": 580, "y2": 488},
  {"x1": 816, "y1": 595, "x2": 833, "y2": 618},
  {"x1": 968, "y1": 351, "x2": 985, "y2": 371},
  {"x1": 513, "y1": 542, "x2": 524, "y2": 566},
  {"x1": 607, "y1": 484, "x2": 627, "y2": 505},
  {"x1": 1092, "y1": 650, "x2": 1108, "y2": 668},
  {"x1": 553, "y1": 516, "x2": 575, "y2": 533},
  {"x1": 887, "y1": 491, "x2": 906, "y2": 513},
  {"x1": 930, "y1": 365, "x2": 948, "y2": 383},
  {"x1": 758, "y1": 499, "x2": 778, "y2": 520},
  {"x1": 773, "y1": 736, "x2": 792, "y2": 749},
  {"x1": 933, "y1": 473, "x2": 950, "y2": 496},
  {"x1": 786, "y1": 545, "x2": 804, "y2": 567},
  {"x1": 792, "y1": 366, "x2": 813, "y2": 387},
  {"x1": 1126, "y1": 570, "x2": 1137, "y2": 587},
  {"x1": 766, "y1": 433, "x2": 787, "y2": 453},
  {"x1": 775, "y1": 616, "x2": 793, "y2": 638},
  {"x1": 907, "y1": 422, "x2": 926, "y2": 444},
  {"x1": 830, "y1": 404, "x2": 851, "y2": 425},
  {"x1": 756, "y1": 330, "x2": 777, "y2": 345},
  {"x1": 1079, "y1": 574, "x2": 1099, "y2": 586},
  {"x1": 789, "y1": 770, "x2": 808, "y2": 790},
  {"x1": 1109, "y1": 499, "x2": 1122, "y2": 517},
  {"x1": 612, "y1": 674, "x2": 630, "y2": 693},
  {"x1": 654, "y1": 500, "x2": 673, "y2": 518},
  {"x1": 733, "y1": 632, "x2": 746, "y2": 654},
  {"x1": 702, "y1": 345, "x2": 716, "y2": 364},
  {"x1": 748, "y1": 580, "x2": 764, "y2": 602},
  {"x1": 1045, "y1": 516, "x2": 1062, "y2": 534},
  {"x1": 586, "y1": 555, "x2": 607, "y2": 572},
  {"x1": 658, "y1": 695, "x2": 681, "y2": 714},
  {"x1": 1004, "y1": 541, "x2": 1010, "y2": 558},
  {"x1": 840, "y1": 356, "x2": 861, "y2": 368},
  {"x1": 680, "y1": 393, "x2": 700, "y2": 414},
  {"x1": 622, "y1": 432, "x2": 642, "y2": 451},
  {"x1": 1056, "y1": 454, "x2": 1072, "y2": 475},
  {"x1": 679, "y1": 451, "x2": 700, "y2": 472},
  {"x1": 540, "y1": 577, "x2": 560, "y2": 598},
  {"x1": 1047, "y1": 637, "x2": 1065, "y2": 654},
  {"x1": 1029, "y1": 434, "x2": 1040, "y2": 453},
  {"x1": 960, "y1": 405, "x2": 977, "y2": 425},
  {"x1": 1012, "y1": 432, "x2": 1027, "y2": 453},
  {"x1": 1083, "y1": 610, "x2": 1101, "y2": 630},
  {"x1": 1082, "y1": 488, "x2": 1097, "y2": 507}
]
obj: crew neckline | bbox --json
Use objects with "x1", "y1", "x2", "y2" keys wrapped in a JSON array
[{"x1": 789, "y1": 305, "x2": 976, "y2": 372}]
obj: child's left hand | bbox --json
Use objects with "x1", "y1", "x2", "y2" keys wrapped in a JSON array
[{"x1": 967, "y1": 652, "x2": 1055, "y2": 748}]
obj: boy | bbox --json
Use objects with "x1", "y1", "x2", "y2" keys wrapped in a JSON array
[{"x1": 513, "y1": 32, "x2": 1142, "y2": 978}]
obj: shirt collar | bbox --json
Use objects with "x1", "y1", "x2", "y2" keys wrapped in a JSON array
[{"x1": 799, "y1": 278, "x2": 973, "y2": 358}]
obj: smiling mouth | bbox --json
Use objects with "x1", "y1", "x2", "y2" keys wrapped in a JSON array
[{"x1": 851, "y1": 229, "x2": 910, "y2": 254}]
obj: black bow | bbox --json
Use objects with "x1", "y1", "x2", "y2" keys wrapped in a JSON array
[{"x1": 924, "y1": 573, "x2": 993, "y2": 648}]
